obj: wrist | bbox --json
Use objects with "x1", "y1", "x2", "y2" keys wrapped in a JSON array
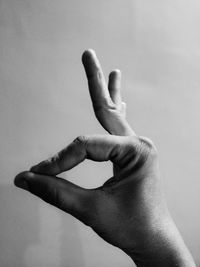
[{"x1": 127, "y1": 218, "x2": 196, "y2": 267}]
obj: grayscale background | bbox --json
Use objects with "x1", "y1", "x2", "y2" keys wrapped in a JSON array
[{"x1": 0, "y1": 1, "x2": 199, "y2": 266}]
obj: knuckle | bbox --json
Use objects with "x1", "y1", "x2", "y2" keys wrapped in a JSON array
[
  {"x1": 49, "y1": 153, "x2": 59, "y2": 163},
  {"x1": 111, "y1": 136, "x2": 141, "y2": 168},
  {"x1": 96, "y1": 69, "x2": 103, "y2": 80},
  {"x1": 126, "y1": 136, "x2": 140, "y2": 150},
  {"x1": 41, "y1": 180, "x2": 60, "y2": 207},
  {"x1": 139, "y1": 136, "x2": 158, "y2": 158},
  {"x1": 45, "y1": 179, "x2": 66, "y2": 210},
  {"x1": 46, "y1": 152, "x2": 61, "y2": 170},
  {"x1": 73, "y1": 135, "x2": 88, "y2": 145},
  {"x1": 93, "y1": 98, "x2": 116, "y2": 113},
  {"x1": 87, "y1": 68, "x2": 102, "y2": 80}
]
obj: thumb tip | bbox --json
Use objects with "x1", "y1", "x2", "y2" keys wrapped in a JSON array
[{"x1": 14, "y1": 171, "x2": 32, "y2": 191}]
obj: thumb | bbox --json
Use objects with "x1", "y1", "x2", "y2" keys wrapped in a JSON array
[{"x1": 14, "y1": 171, "x2": 94, "y2": 224}]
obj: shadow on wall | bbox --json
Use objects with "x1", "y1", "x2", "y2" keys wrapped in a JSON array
[{"x1": 0, "y1": 185, "x2": 85, "y2": 267}]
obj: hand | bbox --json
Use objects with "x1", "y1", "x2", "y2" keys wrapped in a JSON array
[{"x1": 15, "y1": 50, "x2": 195, "y2": 267}]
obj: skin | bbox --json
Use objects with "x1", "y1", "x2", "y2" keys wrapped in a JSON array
[{"x1": 15, "y1": 50, "x2": 196, "y2": 267}]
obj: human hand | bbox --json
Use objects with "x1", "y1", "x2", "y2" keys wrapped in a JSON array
[{"x1": 15, "y1": 50, "x2": 195, "y2": 267}]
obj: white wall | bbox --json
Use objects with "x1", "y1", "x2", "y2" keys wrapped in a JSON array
[{"x1": 0, "y1": 0, "x2": 200, "y2": 266}]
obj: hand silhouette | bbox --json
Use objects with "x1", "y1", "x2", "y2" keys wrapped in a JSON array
[{"x1": 15, "y1": 50, "x2": 195, "y2": 267}]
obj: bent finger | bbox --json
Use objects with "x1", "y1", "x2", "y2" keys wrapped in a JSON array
[{"x1": 30, "y1": 135, "x2": 140, "y2": 176}]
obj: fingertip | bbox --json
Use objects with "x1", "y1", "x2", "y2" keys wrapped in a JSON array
[
  {"x1": 30, "y1": 157, "x2": 53, "y2": 173},
  {"x1": 82, "y1": 49, "x2": 96, "y2": 64},
  {"x1": 30, "y1": 162, "x2": 43, "y2": 173},
  {"x1": 82, "y1": 48, "x2": 96, "y2": 57},
  {"x1": 30, "y1": 158, "x2": 59, "y2": 175},
  {"x1": 15, "y1": 171, "x2": 35, "y2": 181},
  {"x1": 113, "y1": 69, "x2": 121, "y2": 74},
  {"x1": 14, "y1": 171, "x2": 33, "y2": 190},
  {"x1": 109, "y1": 69, "x2": 121, "y2": 78}
]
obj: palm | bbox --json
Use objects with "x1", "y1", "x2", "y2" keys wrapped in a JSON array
[{"x1": 84, "y1": 139, "x2": 160, "y2": 256}]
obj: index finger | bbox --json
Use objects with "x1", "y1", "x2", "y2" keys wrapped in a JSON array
[
  {"x1": 82, "y1": 49, "x2": 112, "y2": 110},
  {"x1": 30, "y1": 135, "x2": 139, "y2": 176}
]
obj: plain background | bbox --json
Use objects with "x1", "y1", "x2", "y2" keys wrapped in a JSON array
[{"x1": 0, "y1": 0, "x2": 200, "y2": 266}]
